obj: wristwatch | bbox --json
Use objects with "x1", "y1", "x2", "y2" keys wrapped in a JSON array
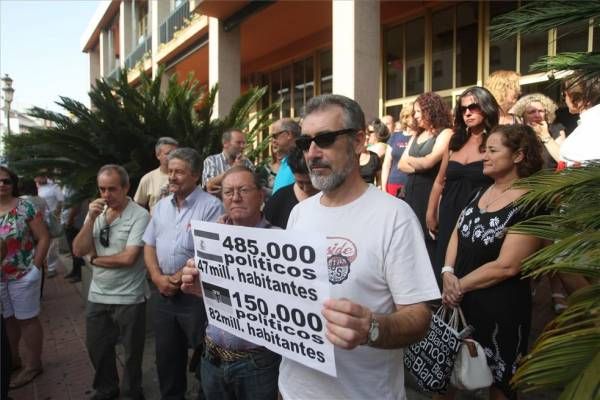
[
  {"x1": 541, "y1": 136, "x2": 552, "y2": 144},
  {"x1": 366, "y1": 317, "x2": 380, "y2": 346},
  {"x1": 90, "y1": 255, "x2": 98, "y2": 265}
]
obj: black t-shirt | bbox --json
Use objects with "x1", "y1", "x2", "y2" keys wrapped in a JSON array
[{"x1": 263, "y1": 183, "x2": 299, "y2": 228}]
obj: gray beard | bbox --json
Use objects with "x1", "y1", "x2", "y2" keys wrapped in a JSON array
[{"x1": 309, "y1": 154, "x2": 355, "y2": 193}]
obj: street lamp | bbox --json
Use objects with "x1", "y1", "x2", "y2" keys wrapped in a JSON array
[{"x1": 1, "y1": 74, "x2": 14, "y2": 135}]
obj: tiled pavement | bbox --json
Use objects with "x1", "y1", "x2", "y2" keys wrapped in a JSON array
[{"x1": 8, "y1": 254, "x2": 560, "y2": 400}]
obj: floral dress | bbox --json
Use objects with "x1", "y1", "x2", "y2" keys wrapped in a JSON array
[
  {"x1": 454, "y1": 188, "x2": 530, "y2": 399},
  {"x1": 0, "y1": 198, "x2": 39, "y2": 281}
]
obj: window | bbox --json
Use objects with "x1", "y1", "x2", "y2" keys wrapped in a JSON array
[
  {"x1": 455, "y1": 2, "x2": 478, "y2": 86},
  {"x1": 431, "y1": 8, "x2": 453, "y2": 91},
  {"x1": 320, "y1": 49, "x2": 332, "y2": 95},
  {"x1": 489, "y1": 1, "x2": 518, "y2": 72},
  {"x1": 385, "y1": 25, "x2": 404, "y2": 100},
  {"x1": 245, "y1": 51, "x2": 328, "y2": 119},
  {"x1": 520, "y1": 31, "x2": 547, "y2": 74},
  {"x1": 405, "y1": 18, "x2": 425, "y2": 96},
  {"x1": 557, "y1": 21, "x2": 589, "y2": 53}
]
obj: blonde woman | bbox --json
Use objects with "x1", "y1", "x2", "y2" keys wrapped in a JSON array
[
  {"x1": 512, "y1": 93, "x2": 566, "y2": 170},
  {"x1": 484, "y1": 70, "x2": 521, "y2": 125},
  {"x1": 381, "y1": 104, "x2": 415, "y2": 196}
]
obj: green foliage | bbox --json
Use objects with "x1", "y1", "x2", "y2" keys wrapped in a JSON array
[
  {"x1": 490, "y1": 1, "x2": 600, "y2": 41},
  {"x1": 510, "y1": 164, "x2": 600, "y2": 397},
  {"x1": 4, "y1": 68, "x2": 278, "y2": 202}
]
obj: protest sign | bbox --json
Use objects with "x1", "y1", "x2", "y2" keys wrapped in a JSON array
[{"x1": 191, "y1": 220, "x2": 336, "y2": 377}]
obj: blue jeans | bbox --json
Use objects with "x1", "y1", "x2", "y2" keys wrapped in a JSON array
[{"x1": 199, "y1": 348, "x2": 281, "y2": 400}]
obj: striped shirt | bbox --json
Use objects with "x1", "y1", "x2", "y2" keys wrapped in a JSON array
[
  {"x1": 142, "y1": 187, "x2": 224, "y2": 274},
  {"x1": 202, "y1": 152, "x2": 254, "y2": 188}
]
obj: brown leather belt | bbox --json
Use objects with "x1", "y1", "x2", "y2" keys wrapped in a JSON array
[{"x1": 204, "y1": 336, "x2": 261, "y2": 363}]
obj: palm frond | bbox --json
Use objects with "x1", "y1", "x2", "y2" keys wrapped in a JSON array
[{"x1": 490, "y1": 1, "x2": 600, "y2": 40}]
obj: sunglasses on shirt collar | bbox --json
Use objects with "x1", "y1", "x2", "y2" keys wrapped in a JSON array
[
  {"x1": 296, "y1": 128, "x2": 358, "y2": 152},
  {"x1": 100, "y1": 225, "x2": 110, "y2": 247}
]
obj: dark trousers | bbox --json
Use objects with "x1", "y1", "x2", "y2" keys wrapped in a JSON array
[
  {"x1": 153, "y1": 292, "x2": 207, "y2": 400},
  {"x1": 200, "y1": 349, "x2": 280, "y2": 400},
  {"x1": 65, "y1": 226, "x2": 84, "y2": 277},
  {"x1": 1, "y1": 316, "x2": 10, "y2": 399},
  {"x1": 86, "y1": 301, "x2": 146, "y2": 400}
]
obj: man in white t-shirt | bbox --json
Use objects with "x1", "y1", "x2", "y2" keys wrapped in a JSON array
[
  {"x1": 134, "y1": 137, "x2": 178, "y2": 212},
  {"x1": 35, "y1": 175, "x2": 64, "y2": 277},
  {"x1": 279, "y1": 94, "x2": 440, "y2": 400}
]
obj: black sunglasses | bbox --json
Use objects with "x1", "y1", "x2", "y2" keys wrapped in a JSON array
[
  {"x1": 0, "y1": 178, "x2": 12, "y2": 185},
  {"x1": 270, "y1": 130, "x2": 288, "y2": 139},
  {"x1": 296, "y1": 129, "x2": 357, "y2": 152},
  {"x1": 459, "y1": 103, "x2": 482, "y2": 114},
  {"x1": 100, "y1": 225, "x2": 110, "y2": 247}
]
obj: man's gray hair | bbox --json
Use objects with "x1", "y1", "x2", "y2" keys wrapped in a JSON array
[
  {"x1": 303, "y1": 94, "x2": 366, "y2": 131},
  {"x1": 167, "y1": 147, "x2": 202, "y2": 175},
  {"x1": 155, "y1": 137, "x2": 179, "y2": 153},
  {"x1": 222, "y1": 129, "x2": 244, "y2": 144},
  {"x1": 98, "y1": 164, "x2": 129, "y2": 187},
  {"x1": 277, "y1": 118, "x2": 301, "y2": 138}
]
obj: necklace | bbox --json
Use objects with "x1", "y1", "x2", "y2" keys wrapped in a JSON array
[{"x1": 480, "y1": 183, "x2": 512, "y2": 214}]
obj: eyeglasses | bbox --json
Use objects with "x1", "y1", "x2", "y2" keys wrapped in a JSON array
[
  {"x1": 0, "y1": 178, "x2": 12, "y2": 185},
  {"x1": 296, "y1": 129, "x2": 357, "y2": 152},
  {"x1": 459, "y1": 103, "x2": 482, "y2": 114},
  {"x1": 222, "y1": 186, "x2": 258, "y2": 199},
  {"x1": 270, "y1": 130, "x2": 288, "y2": 140},
  {"x1": 99, "y1": 225, "x2": 110, "y2": 247}
]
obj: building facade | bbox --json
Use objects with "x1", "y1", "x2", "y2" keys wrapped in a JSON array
[{"x1": 81, "y1": 0, "x2": 597, "y2": 121}]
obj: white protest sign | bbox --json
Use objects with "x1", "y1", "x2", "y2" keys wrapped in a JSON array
[{"x1": 191, "y1": 220, "x2": 336, "y2": 377}]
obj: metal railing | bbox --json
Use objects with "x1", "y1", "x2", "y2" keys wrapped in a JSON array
[
  {"x1": 125, "y1": 35, "x2": 152, "y2": 70},
  {"x1": 107, "y1": 66, "x2": 121, "y2": 81},
  {"x1": 159, "y1": 1, "x2": 190, "y2": 45}
]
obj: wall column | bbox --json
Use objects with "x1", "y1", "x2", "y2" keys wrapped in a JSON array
[
  {"x1": 119, "y1": 0, "x2": 133, "y2": 69},
  {"x1": 332, "y1": 0, "x2": 380, "y2": 120},
  {"x1": 151, "y1": 0, "x2": 170, "y2": 78},
  {"x1": 99, "y1": 30, "x2": 110, "y2": 77},
  {"x1": 209, "y1": 17, "x2": 240, "y2": 119},
  {"x1": 89, "y1": 46, "x2": 101, "y2": 88}
]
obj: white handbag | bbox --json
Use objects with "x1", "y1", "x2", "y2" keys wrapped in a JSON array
[{"x1": 450, "y1": 308, "x2": 493, "y2": 390}]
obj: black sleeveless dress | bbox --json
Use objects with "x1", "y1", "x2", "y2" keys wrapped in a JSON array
[
  {"x1": 433, "y1": 160, "x2": 492, "y2": 283},
  {"x1": 404, "y1": 135, "x2": 439, "y2": 262},
  {"x1": 454, "y1": 189, "x2": 531, "y2": 399}
]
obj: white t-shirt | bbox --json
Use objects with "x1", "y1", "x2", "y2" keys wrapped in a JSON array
[
  {"x1": 37, "y1": 182, "x2": 64, "y2": 213},
  {"x1": 279, "y1": 185, "x2": 440, "y2": 400},
  {"x1": 560, "y1": 104, "x2": 600, "y2": 166}
]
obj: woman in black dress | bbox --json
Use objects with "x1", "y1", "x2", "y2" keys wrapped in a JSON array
[
  {"x1": 399, "y1": 92, "x2": 453, "y2": 261},
  {"x1": 441, "y1": 124, "x2": 544, "y2": 400},
  {"x1": 426, "y1": 87, "x2": 498, "y2": 284}
]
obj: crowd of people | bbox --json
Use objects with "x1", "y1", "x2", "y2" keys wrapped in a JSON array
[{"x1": 1, "y1": 70, "x2": 599, "y2": 400}]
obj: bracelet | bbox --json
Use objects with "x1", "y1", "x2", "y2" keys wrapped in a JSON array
[
  {"x1": 441, "y1": 266, "x2": 454, "y2": 274},
  {"x1": 541, "y1": 136, "x2": 552, "y2": 143}
]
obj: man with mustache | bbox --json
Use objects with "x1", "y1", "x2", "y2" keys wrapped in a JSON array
[
  {"x1": 143, "y1": 148, "x2": 223, "y2": 399},
  {"x1": 278, "y1": 94, "x2": 440, "y2": 399}
]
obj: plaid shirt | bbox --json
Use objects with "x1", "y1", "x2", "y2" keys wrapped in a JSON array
[{"x1": 202, "y1": 152, "x2": 254, "y2": 188}]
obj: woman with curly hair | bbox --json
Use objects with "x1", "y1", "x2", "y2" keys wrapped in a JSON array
[
  {"x1": 426, "y1": 87, "x2": 498, "y2": 283},
  {"x1": 484, "y1": 70, "x2": 521, "y2": 125},
  {"x1": 512, "y1": 93, "x2": 566, "y2": 170},
  {"x1": 399, "y1": 92, "x2": 453, "y2": 261},
  {"x1": 442, "y1": 124, "x2": 544, "y2": 400}
]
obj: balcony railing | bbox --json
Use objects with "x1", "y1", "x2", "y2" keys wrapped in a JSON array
[
  {"x1": 159, "y1": 1, "x2": 190, "y2": 45},
  {"x1": 125, "y1": 35, "x2": 152, "y2": 70},
  {"x1": 107, "y1": 66, "x2": 121, "y2": 81}
]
